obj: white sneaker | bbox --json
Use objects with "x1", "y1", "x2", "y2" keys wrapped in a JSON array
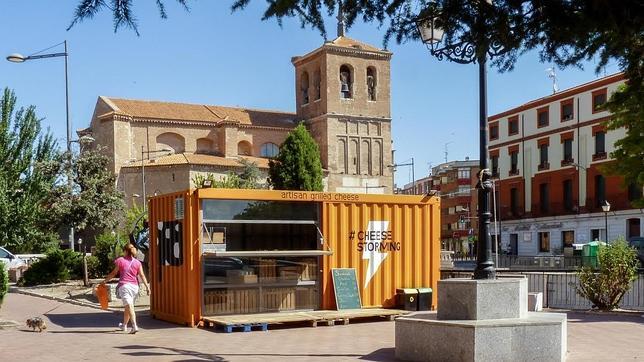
[
  {"x1": 129, "y1": 326, "x2": 139, "y2": 334},
  {"x1": 118, "y1": 323, "x2": 126, "y2": 332}
]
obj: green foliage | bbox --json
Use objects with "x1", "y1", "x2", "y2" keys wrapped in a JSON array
[
  {"x1": 94, "y1": 231, "x2": 127, "y2": 276},
  {"x1": 20, "y1": 250, "x2": 71, "y2": 286},
  {"x1": 0, "y1": 266, "x2": 8, "y2": 307},
  {"x1": 192, "y1": 158, "x2": 265, "y2": 189},
  {"x1": 576, "y1": 238, "x2": 639, "y2": 311},
  {"x1": 0, "y1": 88, "x2": 59, "y2": 253},
  {"x1": 268, "y1": 124, "x2": 323, "y2": 191},
  {"x1": 85, "y1": 255, "x2": 102, "y2": 279},
  {"x1": 43, "y1": 146, "x2": 125, "y2": 234},
  {"x1": 603, "y1": 84, "x2": 644, "y2": 207}
]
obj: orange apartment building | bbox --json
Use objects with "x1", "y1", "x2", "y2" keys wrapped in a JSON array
[{"x1": 488, "y1": 72, "x2": 643, "y2": 256}]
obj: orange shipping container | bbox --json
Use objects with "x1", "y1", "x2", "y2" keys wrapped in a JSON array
[{"x1": 148, "y1": 189, "x2": 440, "y2": 326}]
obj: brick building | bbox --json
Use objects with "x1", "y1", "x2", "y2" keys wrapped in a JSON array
[
  {"x1": 401, "y1": 159, "x2": 480, "y2": 253},
  {"x1": 488, "y1": 73, "x2": 643, "y2": 256},
  {"x1": 82, "y1": 29, "x2": 394, "y2": 206}
]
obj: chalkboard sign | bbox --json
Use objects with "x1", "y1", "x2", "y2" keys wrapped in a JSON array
[{"x1": 331, "y1": 268, "x2": 362, "y2": 310}]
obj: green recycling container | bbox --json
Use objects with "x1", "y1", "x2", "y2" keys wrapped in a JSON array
[
  {"x1": 396, "y1": 288, "x2": 418, "y2": 311},
  {"x1": 416, "y1": 288, "x2": 433, "y2": 311},
  {"x1": 582, "y1": 242, "x2": 601, "y2": 268}
]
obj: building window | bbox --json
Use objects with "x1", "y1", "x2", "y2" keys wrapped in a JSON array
[
  {"x1": 489, "y1": 123, "x2": 499, "y2": 140},
  {"x1": 591, "y1": 229, "x2": 602, "y2": 241},
  {"x1": 510, "y1": 187, "x2": 519, "y2": 216},
  {"x1": 510, "y1": 151, "x2": 519, "y2": 176},
  {"x1": 458, "y1": 169, "x2": 470, "y2": 179},
  {"x1": 595, "y1": 174, "x2": 606, "y2": 207},
  {"x1": 561, "y1": 99, "x2": 574, "y2": 121},
  {"x1": 538, "y1": 232, "x2": 550, "y2": 253},
  {"x1": 563, "y1": 179, "x2": 574, "y2": 211},
  {"x1": 628, "y1": 183, "x2": 642, "y2": 202},
  {"x1": 458, "y1": 185, "x2": 470, "y2": 195},
  {"x1": 539, "y1": 144, "x2": 549, "y2": 170},
  {"x1": 260, "y1": 142, "x2": 279, "y2": 158},
  {"x1": 594, "y1": 131, "x2": 606, "y2": 158},
  {"x1": 539, "y1": 183, "x2": 549, "y2": 214},
  {"x1": 367, "y1": 67, "x2": 377, "y2": 101},
  {"x1": 563, "y1": 139, "x2": 573, "y2": 164},
  {"x1": 340, "y1": 65, "x2": 353, "y2": 99},
  {"x1": 491, "y1": 155, "x2": 499, "y2": 177},
  {"x1": 592, "y1": 88, "x2": 607, "y2": 112},
  {"x1": 537, "y1": 106, "x2": 549, "y2": 128},
  {"x1": 562, "y1": 231, "x2": 574, "y2": 247},
  {"x1": 300, "y1": 71, "x2": 310, "y2": 104},
  {"x1": 508, "y1": 116, "x2": 519, "y2": 136}
]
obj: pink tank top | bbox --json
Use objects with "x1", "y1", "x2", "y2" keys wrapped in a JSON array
[{"x1": 115, "y1": 256, "x2": 141, "y2": 286}]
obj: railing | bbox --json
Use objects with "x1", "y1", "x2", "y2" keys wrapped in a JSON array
[
  {"x1": 441, "y1": 270, "x2": 644, "y2": 311},
  {"x1": 449, "y1": 253, "x2": 584, "y2": 270}
]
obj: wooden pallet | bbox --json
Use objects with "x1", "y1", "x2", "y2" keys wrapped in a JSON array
[{"x1": 202, "y1": 308, "x2": 407, "y2": 330}]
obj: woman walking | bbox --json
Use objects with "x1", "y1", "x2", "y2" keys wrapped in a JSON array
[{"x1": 101, "y1": 243, "x2": 150, "y2": 334}]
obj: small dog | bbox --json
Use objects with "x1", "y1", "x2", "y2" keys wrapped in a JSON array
[{"x1": 26, "y1": 317, "x2": 47, "y2": 332}]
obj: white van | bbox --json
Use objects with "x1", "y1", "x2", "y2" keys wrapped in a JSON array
[{"x1": 0, "y1": 246, "x2": 26, "y2": 270}]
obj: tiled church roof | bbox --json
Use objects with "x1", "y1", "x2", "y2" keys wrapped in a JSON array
[{"x1": 102, "y1": 97, "x2": 298, "y2": 128}]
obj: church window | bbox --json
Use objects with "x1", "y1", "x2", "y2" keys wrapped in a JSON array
[
  {"x1": 340, "y1": 65, "x2": 353, "y2": 99},
  {"x1": 367, "y1": 67, "x2": 377, "y2": 101},
  {"x1": 301, "y1": 71, "x2": 310, "y2": 104},
  {"x1": 313, "y1": 69, "x2": 321, "y2": 101},
  {"x1": 260, "y1": 142, "x2": 279, "y2": 158},
  {"x1": 237, "y1": 141, "x2": 252, "y2": 156},
  {"x1": 349, "y1": 139, "x2": 359, "y2": 174}
]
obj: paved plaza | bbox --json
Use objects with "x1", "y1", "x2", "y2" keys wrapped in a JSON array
[{"x1": 1, "y1": 293, "x2": 643, "y2": 361}]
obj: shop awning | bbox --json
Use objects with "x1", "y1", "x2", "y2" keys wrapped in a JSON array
[{"x1": 203, "y1": 250, "x2": 333, "y2": 257}]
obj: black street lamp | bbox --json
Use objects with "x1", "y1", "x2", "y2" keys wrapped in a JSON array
[
  {"x1": 601, "y1": 200, "x2": 611, "y2": 243},
  {"x1": 416, "y1": 3, "x2": 505, "y2": 279}
]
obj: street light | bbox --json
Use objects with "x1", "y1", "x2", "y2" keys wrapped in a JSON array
[
  {"x1": 389, "y1": 158, "x2": 415, "y2": 194},
  {"x1": 7, "y1": 41, "x2": 75, "y2": 249},
  {"x1": 601, "y1": 200, "x2": 611, "y2": 243},
  {"x1": 416, "y1": 2, "x2": 505, "y2": 279},
  {"x1": 140, "y1": 146, "x2": 173, "y2": 211}
]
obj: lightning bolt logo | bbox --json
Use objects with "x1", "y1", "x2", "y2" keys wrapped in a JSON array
[{"x1": 362, "y1": 220, "x2": 389, "y2": 288}]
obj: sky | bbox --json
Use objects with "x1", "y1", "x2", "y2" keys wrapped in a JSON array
[{"x1": 0, "y1": 1, "x2": 620, "y2": 187}]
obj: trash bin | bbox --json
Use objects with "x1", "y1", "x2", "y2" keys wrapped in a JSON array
[
  {"x1": 416, "y1": 288, "x2": 433, "y2": 311},
  {"x1": 396, "y1": 288, "x2": 418, "y2": 311}
]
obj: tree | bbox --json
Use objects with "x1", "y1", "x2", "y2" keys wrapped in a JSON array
[
  {"x1": 43, "y1": 146, "x2": 125, "y2": 235},
  {"x1": 0, "y1": 88, "x2": 59, "y2": 253},
  {"x1": 576, "y1": 238, "x2": 639, "y2": 311},
  {"x1": 68, "y1": 0, "x2": 643, "y2": 201},
  {"x1": 192, "y1": 158, "x2": 265, "y2": 189},
  {"x1": 269, "y1": 123, "x2": 323, "y2": 191}
]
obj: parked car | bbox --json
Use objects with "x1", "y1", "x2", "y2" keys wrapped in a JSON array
[
  {"x1": 628, "y1": 237, "x2": 644, "y2": 265},
  {"x1": 0, "y1": 246, "x2": 26, "y2": 270}
]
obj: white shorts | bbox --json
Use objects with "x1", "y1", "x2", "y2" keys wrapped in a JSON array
[{"x1": 118, "y1": 284, "x2": 139, "y2": 306}]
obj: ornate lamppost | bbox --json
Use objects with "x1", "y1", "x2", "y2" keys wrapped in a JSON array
[{"x1": 416, "y1": 2, "x2": 505, "y2": 279}]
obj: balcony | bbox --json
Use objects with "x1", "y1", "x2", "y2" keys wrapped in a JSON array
[
  {"x1": 530, "y1": 202, "x2": 578, "y2": 218},
  {"x1": 538, "y1": 162, "x2": 550, "y2": 171},
  {"x1": 592, "y1": 152, "x2": 607, "y2": 161},
  {"x1": 561, "y1": 158, "x2": 575, "y2": 167},
  {"x1": 508, "y1": 168, "x2": 519, "y2": 177}
]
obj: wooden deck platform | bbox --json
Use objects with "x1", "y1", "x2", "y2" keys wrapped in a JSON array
[{"x1": 202, "y1": 308, "x2": 407, "y2": 331}]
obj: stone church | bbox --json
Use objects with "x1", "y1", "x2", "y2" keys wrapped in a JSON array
[{"x1": 82, "y1": 25, "x2": 394, "y2": 206}]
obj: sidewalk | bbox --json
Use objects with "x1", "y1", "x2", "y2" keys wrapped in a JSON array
[{"x1": 1, "y1": 292, "x2": 643, "y2": 361}]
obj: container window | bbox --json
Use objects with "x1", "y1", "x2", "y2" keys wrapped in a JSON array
[
  {"x1": 203, "y1": 256, "x2": 319, "y2": 315},
  {"x1": 202, "y1": 200, "x2": 318, "y2": 221}
]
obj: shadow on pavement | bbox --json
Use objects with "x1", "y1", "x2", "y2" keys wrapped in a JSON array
[
  {"x1": 565, "y1": 311, "x2": 644, "y2": 325},
  {"x1": 116, "y1": 345, "x2": 372, "y2": 360},
  {"x1": 45, "y1": 312, "x2": 174, "y2": 330},
  {"x1": 359, "y1": 347, "x2": 395, "y2": 361}
]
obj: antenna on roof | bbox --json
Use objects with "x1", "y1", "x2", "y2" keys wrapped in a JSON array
[
  {"x1": 546, "y1": 67, "x2": 559, "y2": 94},
  {"x1": 337, "y1": 0, "x2": 346, "y2": 37}
]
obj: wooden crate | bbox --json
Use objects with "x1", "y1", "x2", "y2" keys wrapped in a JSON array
[
  {"x1": 205, "y1": 289, "x2": 259, "y2": 315},
  {"x1": 258, "y1": 259, "x2": 277, "y2": 283},
  {"x1": 300, "y1": 258, "x2": 318, "y2": 281},
  {"x1": 295, "y1": 287, "x2": 318, "y2": 310},
  {"x1": 262, "y1": 287, "x2": 296, "y2": 312}
]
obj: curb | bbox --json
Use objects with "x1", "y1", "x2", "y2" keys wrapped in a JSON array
[
  {"x1": 8, "y1": 287, "x2": 150, "y2": 313},
  {"x1": 546, "y1": 307, "x2": 644, "y2": 317}
]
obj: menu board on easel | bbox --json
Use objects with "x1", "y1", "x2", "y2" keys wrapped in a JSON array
[{"x1": 331, "y1": 268, "x2": 362, "y2": 310}]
